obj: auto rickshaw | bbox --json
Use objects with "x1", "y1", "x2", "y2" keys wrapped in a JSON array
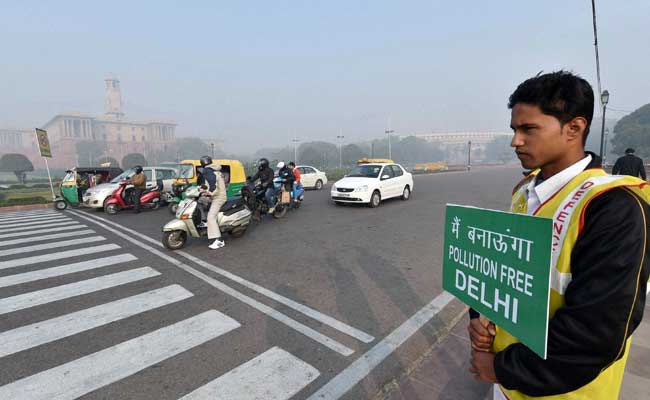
[
  {"x1": 167, "y1": 159, "x2": 247, "y2": 214},
  {"x1": 54, "y1": 167, "x2": 123, "y2": 210}
]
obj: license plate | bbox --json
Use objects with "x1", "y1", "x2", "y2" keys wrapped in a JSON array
[{"x1": 338, "y1": 193, "x2": 350, "y2": 197}]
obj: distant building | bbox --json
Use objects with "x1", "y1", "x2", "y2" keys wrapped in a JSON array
[
  {"x1": 403, "y1": 131, "x2": 511, "y2": 163},
  {"x1": 0, "y1": 76, "x2": 176, "y2": 168}
]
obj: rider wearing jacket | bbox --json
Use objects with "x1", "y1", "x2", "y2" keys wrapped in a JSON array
[{"x1": 250, "y1": 158, "x2": 275, "y2": 211}]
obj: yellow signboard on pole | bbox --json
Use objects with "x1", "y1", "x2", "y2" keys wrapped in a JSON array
[{"x1": 35, "y1": 128, "x2": 52, "y2": 158}]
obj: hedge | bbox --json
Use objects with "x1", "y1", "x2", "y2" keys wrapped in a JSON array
[{"x1": 0, "y1": 196, "x2": 49, "y2": 207}]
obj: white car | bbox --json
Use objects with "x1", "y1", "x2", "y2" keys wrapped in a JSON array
[
  {"x1": 297, "y1": 165, "x2": 328, "y2": 190},
  {"x1": 82, "y1": 166, "x2": 177, "y2": 209},
  {"x1": 331, "y1": 163, "x2": 413, "y2": 207}
]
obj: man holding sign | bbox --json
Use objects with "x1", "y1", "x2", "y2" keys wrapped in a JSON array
[{"x1": 467, "y1": 71, "x2": 650, "y2": 399}]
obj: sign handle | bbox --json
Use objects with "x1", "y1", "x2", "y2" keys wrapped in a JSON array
[{"x1": 43, "y1": 157, "x2": 56, "y2": 201}]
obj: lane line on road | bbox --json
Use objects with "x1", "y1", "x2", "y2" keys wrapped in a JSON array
[
  {"x1": 11, "y1": 221, "x2": 80, "y2": 233},
  {"x1": 0, "y1": 310, "x2": 240, "y2": 400},
  {"x1": 179, "y1": 346, "x2": 320, "y2": 400},
  {"x1": 0, "y1": 244, "x2": 120, "y2": 270},
  {"x1": 0, "y1": 284, "x2": 193, "y2": 358},
  {"x1": 0, "y1": 236, "x2": 106, "y2": 257},
  {"x1": 67, "y1": 209, "x2": 375, "y2": 344},
  {"x1": 0, "y1": 254, "x2": 138, "y2": 288},
  {"x1": 67, "y1": 210, "x2": 355, "y2": 356},
  {"x1": 0, "y1": 217, "x2": 71, "y2": 228},
  {"x1": 0, "y1": 267, "x2": 161, "y2": 315},
  {"x1": 307, "y1": 292, "x2": 455, "y2": 400},
  {"x1": 0, "y1": 214, "x2": 64, "y2": 223},
  {"x1": 0, "y1": 229, "x2": 96, "y2": 247},
  {"x1": 0, "y1": 224, "x2": 87, "y2": 239}
]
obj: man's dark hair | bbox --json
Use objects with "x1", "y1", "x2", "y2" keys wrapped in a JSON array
[
  {"x1": 289, "y1": 161, "x2": 296, "y2": 167},
  {"x1": 626, "y1": 148, "x2": 635, "y2": 154},
  {"x1": 508, "y1": 71, "x2": 594, "y2": 144}
]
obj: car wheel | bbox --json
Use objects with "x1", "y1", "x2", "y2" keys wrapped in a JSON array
[
  {"x1": 54, "y1": 200, "x2": 67, "y2": 210},
  {"x1": 401, "y1": 186, "x2": 411, "y2": 201},
  {"x1": 369, "y1": 191, "x2": 381, "y2": 208},
  {"x1": 315, "y1": 180, "x2": 323, "y2": 190}
]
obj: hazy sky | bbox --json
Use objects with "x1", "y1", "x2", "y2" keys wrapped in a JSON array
[{"x1": 1, "y1": 1, "x2": 648, "y2": 153}]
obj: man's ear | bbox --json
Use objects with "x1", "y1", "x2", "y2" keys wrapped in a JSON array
[{"x1": 565, "y1": 117, "x2": 588, "y2": 143}]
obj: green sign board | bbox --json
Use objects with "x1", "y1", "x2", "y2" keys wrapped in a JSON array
[
  {"x1": 442, "y1": 204, "x2": 552, "y2": 358},
  {"x1": 35, "y1": 128, "x2": 52, "y2": 158}
]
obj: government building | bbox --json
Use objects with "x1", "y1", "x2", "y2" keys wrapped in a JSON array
[{"x1": 0, "y1": 76, "x2": 176, "y2": 168}]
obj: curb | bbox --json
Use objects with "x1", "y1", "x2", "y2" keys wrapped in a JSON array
[{"x1": 0, "y1": 203, "x2": 54, "y2": 213}]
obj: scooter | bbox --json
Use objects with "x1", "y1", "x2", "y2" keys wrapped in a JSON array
[
  {"x1": 104, "y1": 180, "x2": 161, "y2": 215},
  {"x1": 161, "y1": 186, "x2": 252, "y2": 250}
]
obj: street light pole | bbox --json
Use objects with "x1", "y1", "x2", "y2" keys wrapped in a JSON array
[
  {"x1": 603, "y1": 128, "x2": 610, "y2": 166},
  {"x1": 385, "y1": 129, "x2": 394, "y2": 159},
  {"x1": 467, "y1": 141, "x2": 472, "y2": 171},
  {"x1": 599, "y1": 89, "x2": 609, "y2": 159},
  {"x1": 210, "y1": 142, "x2": 215, "y2": 158},
  {"x1": 292, "y1": 137, "x2": 300, "y2": 163},
  {"x1": 336, "y1": 132, "x2": 345, "y2": 168}
]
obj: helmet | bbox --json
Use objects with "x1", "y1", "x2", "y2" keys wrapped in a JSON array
[
  {"x1": 277, "y1": 161, "x2": 285, "y2": 169},
  {"x1": 133, "y1": 165, "x2": 143, "y2": 174},
  {"x1": 258, "y1": 158, "x2": 269, "y2": 171},
  {"x1": 200, "y1": 156, "x2": 213, "y2": 167}
]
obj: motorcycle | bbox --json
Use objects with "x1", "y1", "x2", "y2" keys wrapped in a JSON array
[
  {"x1": 104, "y1": 180, "x2": 161, "y2": 215},
  {"x1": 161, "y1": 186, "x2": 252, "y2": 250},
  {"x1": 241, "y1": 178, "x2": 290, "y2": 219}
]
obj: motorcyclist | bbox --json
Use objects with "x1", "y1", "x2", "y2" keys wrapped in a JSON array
[
  {"x1": 127, "y1": 166, "x2": 146, "y2": 213},
  {"x1": 276, "y1": 161, "x2": 295, "y2": 206},
  {"x1": 249, "y1": 158, "x2": 275, "y2": 212},
  {"x1": 197, "y1": 156, "x2": 227, "y2": 250}
]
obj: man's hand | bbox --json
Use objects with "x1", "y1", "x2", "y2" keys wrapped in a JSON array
[
  {"x1": 469, "y1": 349, "x2": 498, "y2": 383},
  {"x1": 468, "y1": 317, "x2": 496, "y2": 352}
]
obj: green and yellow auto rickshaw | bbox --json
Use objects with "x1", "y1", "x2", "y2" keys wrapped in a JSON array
[
  {"x1": 54, "y1": 167, "x2": 123, "y2": 210},
  {"x1": 167, "y1": 159, "x2": 247, "y2": 214}
]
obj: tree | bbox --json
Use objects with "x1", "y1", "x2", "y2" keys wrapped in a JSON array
[
  {"x1": 122, "y1": 153, "x2": 147, "y2": 169},
  {"x1": 157, "y1": 137, "x2": 224, "y2": 163},
  {"x1": 341, "y1": 144, "x2": 366, "y2": 166},
  {"x1": 75, "y1": 141, "x2": 105, "y2": 166},
  {"x1": 0, "y1": 153, "x2": 34, "y2": 183},
  {"x1": 485, "y1": 136, "x2": 517, "y2": 163},
  {"x1": 611, "y1": 103, "x2": 650, "y2": 158},
  {"x1": 97, "y1": 156, "x2": 120, "y2": 168}
]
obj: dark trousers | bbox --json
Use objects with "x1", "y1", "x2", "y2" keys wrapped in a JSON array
[{"x1": 133, "y1": 188, "x2": 143, "y2": 212}]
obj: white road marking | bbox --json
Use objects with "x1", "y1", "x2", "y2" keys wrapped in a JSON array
[
  {"x1": 0, "y1": 310, "x2": 240, "y2": 400},
  {"x1": 69, "y1": 209, "x2": 375, "y2": 344},
  {"x1": 0, "y1": 217, "x2": 71, "y2": 228},
  {"x1": 67, "y1": 210, "x2": 355, "y2": 356},
  {"x1": 0, "y1": 253, "x2": 137, "y2": 288},
  {"x1": 0, "y1": 229, "x2": 96, "y2": 247},
  {"x1": 0, "y1": 267, "x2": 160, "y2": 315},
  {"x1": 307, "y1": 292, "x2": 455, "y2": 400},
  {"x1": 0, "y1": 243, "x2": 120, "y2": 270},
  {"x1": 181, "y1": 252, "x2": 375, "y2": 344},
  {"x1": 0, "y1": 214, "x2": 63, "y2": 223},
  {"x1": 0, "y1": 285, "x2": 193, "y2": 358},
  {"x1": 11, "y1": 221, "x2": 79, "y2": 233},
  {"x1": 0, "y1": 224, "x2": 87, "y2": 239},
  {"x1": 0, "y1": 236, "x2": 105, "y2": 257},
  {"x1": 0, "y1": 210, "x2": 57, "y2": 219},
  {"x1": 179, "y1": 346, "x2": 320, "y2": 400}
]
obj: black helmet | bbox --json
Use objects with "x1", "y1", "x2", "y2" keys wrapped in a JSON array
[
  {"x1": 133, "y1": 165, "x2": 143, "y2": 174},
  {"x1": 258, "y1": 158, "x2": 269, "y2": 171},
  {"x1": 200, "y1": 155, "x2": 213, "y2": 167}
]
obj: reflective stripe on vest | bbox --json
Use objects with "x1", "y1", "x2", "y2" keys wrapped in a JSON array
[{"x1": 495, "y1": 168, "x2": 650, "y2": 399}]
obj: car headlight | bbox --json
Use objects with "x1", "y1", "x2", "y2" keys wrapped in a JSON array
[
  {"x1": 331, "y1": 184, "x2": 337, "y2": 191},
  {"x1": 354, "y1": 185, "x2": 369, "y2": 192}
]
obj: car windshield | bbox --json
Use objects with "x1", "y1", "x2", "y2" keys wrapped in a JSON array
[
  {"x1": 178, "y1": 164, "x2": 195, "y2": 179},
  {"x1": 347, "y1": 165, "x2": 382, "y2": 178},
  {"x1": 63, "y1": 171, "x2": 75, "y2": 182},
  {"x1": 110, "y1": 170, "x2": 134, "y2": 183}
]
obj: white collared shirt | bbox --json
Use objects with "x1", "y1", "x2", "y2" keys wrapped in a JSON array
[{"x1": 525, "y1": 155, "x2": 593, "y2": 215}]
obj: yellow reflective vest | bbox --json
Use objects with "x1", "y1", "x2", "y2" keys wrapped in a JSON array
[{"x1": 495, "y1": 167, "x2": 650, "y2": 399}]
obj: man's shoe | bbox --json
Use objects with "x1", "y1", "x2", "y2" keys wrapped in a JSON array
[
  {"x1": 209, "y1": 238, "x2": 225, "y2": 250},
  {"x1": 268, "y1": 206, "x2": 275, "y2": 214},
  {"x1": 197, "y1": 222, "x2": 207, "y2": 228}
]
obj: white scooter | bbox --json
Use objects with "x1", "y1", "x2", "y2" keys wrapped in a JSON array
[{"x1": 161, "y1": 186, "x2": 252, "y2": 250}]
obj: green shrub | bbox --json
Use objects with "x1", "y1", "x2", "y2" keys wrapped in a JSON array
[
  {"x1": 0, "y1": 196, "x2": 48, "y2": 207},
  {"x1": 30, "y1": 183, "x2": 52, "y2": 189},
  {"x1": 9, "y1": 184, "x2": 27, "y2": 189}
]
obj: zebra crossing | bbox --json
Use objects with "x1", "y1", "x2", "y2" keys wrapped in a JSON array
[{"x1": 0, "y1": 210, "x2": 323, "y2": 399}]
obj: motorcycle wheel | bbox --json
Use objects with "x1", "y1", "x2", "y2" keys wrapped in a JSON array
[
  {"x1": 272, "y1": 204, "x2": 288, "y2": 219},
  {"x1": 105, "y1": 203, "x2": 119, "y2": 215},
  {"x1": 150, "y1": 202, "x2": 160, "y2": 210},
  {"x1": 162, "y1": 230, "x2": 187, "y2": 250},
  {"x1": 169, "y1": 202, "x2": 179, "y2": 214},
  {"x1": 230, "y1": 226, "x2": 248, "y2": 238}
]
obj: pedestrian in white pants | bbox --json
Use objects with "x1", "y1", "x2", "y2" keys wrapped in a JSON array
[{"x1": 203, "y1": 163, "x2": 227, "y2": 250}]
